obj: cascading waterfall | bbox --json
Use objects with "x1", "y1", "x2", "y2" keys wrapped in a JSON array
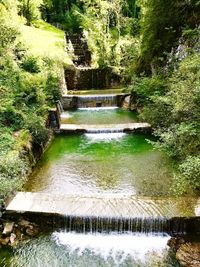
[
  {"x1": 2, "y1": 34, "x2": 181, "y2": 267},
  {"x1": 85, "y1": 132, "x2": 126, "y2": 141},
  {"x1": 57, "y1": 100, "x2": 64, "y2": 114},
  {"x1": 77, "y1": 94, "x2": 118, "y2": 108},
  {"x1": 78, "y1": 106, "x2": 118, "y2": 111},
  {"x1": 53, "y1": 216, "x2": 186, "y2": 235}
]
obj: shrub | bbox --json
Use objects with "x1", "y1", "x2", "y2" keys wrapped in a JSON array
[
  {"x1": 173, "y1": 156, "x2": 200, "y2": 195},
  {"x1": 25, "y1": 115, "x2": 50, "y2": 147},
  {"x1": 0, "y1": 151, "x2": 29, "y2": 197},
  {"x1": 21, "y1": 55, "x2": 41, "y2": 73},
  {"x1": 45, "y1": 72, "x2": 61, "y2": 105}
]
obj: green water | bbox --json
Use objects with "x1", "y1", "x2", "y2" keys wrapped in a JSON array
[
  {"x1": 61, "y1": 108, "x2": 138, "y2": 125},
  {"x1": 1, "y1": 131, "x2": 176, "y2": 266},
  {"x1": 24, "y1": 133, "x2": 172, "y2": 196}
]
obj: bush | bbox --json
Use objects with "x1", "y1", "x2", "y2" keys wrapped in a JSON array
[
  {"x1": 21, "y1": 55, "x2": 41, "y2": 73},
  {"x1": 173, "y1": 156, "x2": 200, "y2": 195},
  {"x1": 0, "y1": 151, "x2": 29, "y2": 197},
  {"x1": 45, "y1": 72, "x2": 61, "y2": 105},
  {"x1": 18, "y1": 0, "x2": 42, "y2": 25},
  {"x1": 25, "y1": 115, "x2": 50, "y2": 147},
  {"x1": 0, "y1": 128, "x2": 15, "y2": 156}
]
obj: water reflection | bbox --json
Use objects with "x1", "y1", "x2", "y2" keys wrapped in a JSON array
[{"x1": 24, "y1": 134, "x2": 173, "y2": 197}]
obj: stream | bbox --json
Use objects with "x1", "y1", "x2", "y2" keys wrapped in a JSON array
[{"x1": 0, "y1": 112, "x2": 180, "y2": 266}]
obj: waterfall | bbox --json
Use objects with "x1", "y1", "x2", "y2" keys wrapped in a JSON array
[
  {"x1": 78, "y1": 106, "x2": 118, "y2": 111},
  {"x1": 77, "y1": 95, "x2": 117, "y2": 108},
  {"x1": 85, "y1": 132, "x2": 126, "y2": 141},
  {"x1": 50, "y1": 215, "x2": 187, "y2": 235},
  {"x1": 57, "y1": 100, "x2": 64, "y2": 114},
  {"x1": 86, "y1": 127, "x2": 125, "y2": 134}
]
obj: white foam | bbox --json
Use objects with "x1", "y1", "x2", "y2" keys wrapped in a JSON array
[
  {"x1": 60, "y1": 113, "x2": 72, "y2": 119},
  {"x1": 53, "y1": 232, "x2": 170, "y2": 263},
  {"x1": 78, "y1": 107, "x2": 118, "y2": 111},
  {"x1": 85, "y1": 132, "x2": 126, "y2": 141},
  {"x1": 78, "y1": 94, "x2": 116, "y2": 98}
]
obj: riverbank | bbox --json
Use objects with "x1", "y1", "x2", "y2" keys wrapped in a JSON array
[{"x1": 0, "y1": 3, "x2": 67, "y2": 203}]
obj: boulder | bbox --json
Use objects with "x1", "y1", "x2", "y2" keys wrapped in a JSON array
[
  {"x1": 10, "y1": 233, "x2": 16, "y2": 244},
  {"x1": 176, "y1": 242, "x2": 200, "y2": 267},
  {"x1": 0, "y1": 237, "x2": 10, "y2": 246},
  {"x1": 25, "y1": 225, "x2": 39, "y2": 237},
  {"x1": 122, "y1": 95, "x2": 131, "y2": 109},
  {"x1": 3, "y1": 222, "x2": 14, "y2": 235},
  {"x1": 18, "y1": 219, "x2": 31, "y2": 228},
  {"x1": 168, "y1": 237, "x2": 186, "y2": 251}
]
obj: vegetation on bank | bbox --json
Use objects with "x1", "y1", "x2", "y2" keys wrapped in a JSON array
[
  {"x1": 130, "y1": 1, "x2": 200, "y2": 194},
  {"x1": 0, "y1": 0, "x2": 65, "y2": 200}
]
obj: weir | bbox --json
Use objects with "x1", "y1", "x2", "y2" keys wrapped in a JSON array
[
  {"x1": 5, "y1": 192, "x2": 200, "y2": 235},
  {"x1": 61, "y1": 92, "x2": 130, "y2": 109},
  {"x1": 59, "y1": 123, "x2": 151, "y2": 133}
]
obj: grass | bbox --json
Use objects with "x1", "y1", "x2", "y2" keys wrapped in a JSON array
[{"x1": 19, "y1": 20, "x2": 73, "y2": 65}]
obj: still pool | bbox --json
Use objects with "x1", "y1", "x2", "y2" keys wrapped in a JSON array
[
  {"x1": 24, "y1": 133, "x2": 173, "y2": 197},
  {"x1": 60, "y1": 108, "x2": 139, "y2": 125}
]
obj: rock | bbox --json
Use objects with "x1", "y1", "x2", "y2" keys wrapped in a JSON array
[
  {"x1": 3, "y1": 222, "x2": 14, "y2": 235},
  {"x1": 13, "y1": 228, "x2": 23, "y2": 240},
  {"x1": 25, "y1": 225, "x2": 39, "y2": 237},
  {"x1": 0, "y1": 237, "x2": 10, "y2": 246},
  {"x1": 10, "y1": 233, "x2": 16, "y2": 244},
  {"x1": 176, "y1": 242, "x2": 200, "y2": 267},
  {"x1": 122, "y1": 96, "x2": 131, "y2": 109},
  {"x1": 168, "y1": 237, "x2": 186, "y2": 251},
  {"x1": 18, "y1": 219, "x2": 31, "y2": 228}
]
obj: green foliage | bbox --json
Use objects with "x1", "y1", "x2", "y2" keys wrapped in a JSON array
[
  {"x1": 0, "y1": 3, "x2": 63, "y2": 199},
  {"x1": 0, "y1": 128, "x2": 15, "y2": 156},
  {"x1": 21, "y1": 55, "x2": 41, "y2": 73},
  {"x1": 136, "y1": 0, "x2": 200, "y2": 74},
  {"x1": 45, "y1": 72, "x2": 61, "y2": 104},
  {"x1": 156, "y1": 123, "x2": 200, "y2": 160},
  {"x1": 0, "y1": 151, "x2": 29, "y2": 197},
  {"x1": 25, "y1": 115, "x2": 49, "y2": 146},
  {"x1": 76, "y1": 0, "x2": 140, "y2": 70},
  {"x1": 133, "y1": 52, "x2": 200, "y2": 194},
  {"x1": 173, "y1": 156, "x2": 200, "y2": 195},
  {"x1": 133, "y1": 75, "x2": 168, "y2": 104},
  {"x1": 41, "y1": 0, "x2": 82, "y2": 32},
  {"x1": 18, "y1": 0, "x2": 43, "y2": 25}
]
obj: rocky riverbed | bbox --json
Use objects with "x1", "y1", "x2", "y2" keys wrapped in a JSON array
[
  {"x1": 1, "y1": 215, "x2": 200, "y2": 267},
  {"x1": 0, "y1": 218, "x2": 39, "y2": 248}
]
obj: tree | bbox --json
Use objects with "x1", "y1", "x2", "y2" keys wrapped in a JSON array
[
  {"x1": 18, "y1": 0, "x2": 43, "y2": 25},
  {"x1": 136, "y1": 0, "x2": 200, "y2": 74}
]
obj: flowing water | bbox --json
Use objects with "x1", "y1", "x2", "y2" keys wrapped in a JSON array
[
  {"x1": 0, "y1": 232, "x2": 179, "y2": 267},
  {"x1": 1, "y1": 104, "x2": 181, "y2": 266}
]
